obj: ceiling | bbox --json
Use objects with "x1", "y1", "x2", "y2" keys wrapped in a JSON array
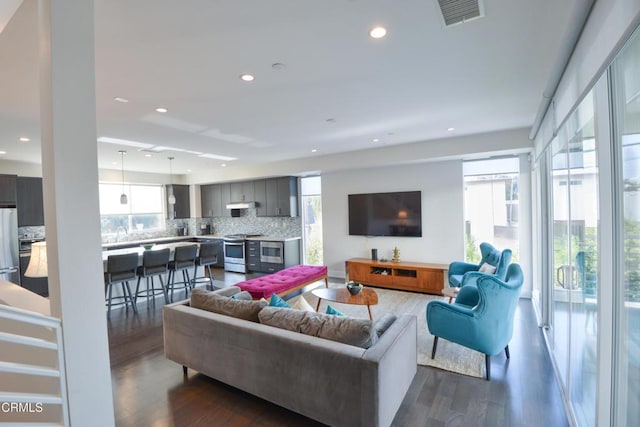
[{"x1": 0, "y1": 0, "x2": 577, "y2": 175}]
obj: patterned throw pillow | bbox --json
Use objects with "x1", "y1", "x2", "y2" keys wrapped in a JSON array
[{"x1": 479, "y1": 262, "x2": 497, "y2": 274}]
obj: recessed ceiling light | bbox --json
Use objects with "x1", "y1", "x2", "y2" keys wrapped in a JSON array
[
  {"x1": 114, "y1": 97, "x2": 129, "y2": 103},
  {"x1": 186, "y1": 169, "x2": 192, "y2": 173},
  {"x1": 372, "y1": 138, "x2": 380, "y2": 143},
  {"x1": 447, "y1": 127, "x2": 455, "y2": 132},
  {"x1": 271, "y1": 63, "x2": 286, "y2": 70},
  {"x1": 0, "y1": 151, "x2": 6, "y2": 155},
  {"x1": 155, "y1": 107, "x2": 168, "y2": 113},
  {"x1": 221, "y1": 163, "x2": 227, "y2": 167},
  {"x1": 19, "y1": 137, "x2": 30, "y2": 142},
  {"x1": 311, "y1": 149, "x2": 317, "y2": 153},
  {"x1": 369, "y1": 26, "x2": 387, "y2": 39},
  {"x1": 326, "y1": 118, "x2": 336, "y2": 123},
  {"x1": 240, "y1": 74, "x2": 255, "y2": 82},
  {"x1": 144, "y1": 154, "x2": 152, "y2": 157}
]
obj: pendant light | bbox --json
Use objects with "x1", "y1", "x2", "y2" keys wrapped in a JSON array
[
  {"x1": 119, "y1": 150, "x2": 128, "y2": 204},
  {"x1": 168, "y1": 156, "x2": 176, "y2": 205}
]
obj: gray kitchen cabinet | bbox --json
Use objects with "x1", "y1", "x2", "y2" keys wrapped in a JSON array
[
  {"x1": 230, "y1": 181, "x2": 255, "y2": 202},
  {"x1": 201, "y1": 184, "x2": 214, "y2": 217},
  {"x1": 246, "y1": 240, "x2": 261, "y2": 272},
  {"x1": 254, "y1": 179, "x2": 267, "y2": 216},
  {"x1": 167, "y1": 184, "x2": 190, "y2": 219},
  {"x1": 263, "y1": 177, "x2": 298, "y2": 217},
  {"x1": 219, "y1": 183, "x2": 231, "y2": 217},
  {"x1": 17, "y1": 177, "x2": 44, "y2": 226},
  {"x1": 0, "y1": 174, "x2": 17, "y2": 205}
]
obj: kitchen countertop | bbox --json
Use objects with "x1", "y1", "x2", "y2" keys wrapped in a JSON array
[{"x1": 102, "y1": 234, "x2": 301, "y2": 249}]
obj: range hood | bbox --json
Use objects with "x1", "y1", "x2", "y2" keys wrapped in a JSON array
[{"x1": 226, "y1": 201, "x2": 256, "y2": 209}]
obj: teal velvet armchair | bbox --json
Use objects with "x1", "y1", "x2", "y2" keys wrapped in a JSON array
[
  {"x1": 447, "y1": 242, "x2": 512, "y2": 287},
  {"x1": 427, "y1": 263, "x2": 524, "y2": 380}
]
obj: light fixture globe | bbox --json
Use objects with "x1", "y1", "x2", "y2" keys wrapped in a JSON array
[
  {"x1": 120, "y1": 193, "x2": 128, "y2": 204},
  {"x1": 168, "y1": 193, "x2": 176, "y2": 205}
]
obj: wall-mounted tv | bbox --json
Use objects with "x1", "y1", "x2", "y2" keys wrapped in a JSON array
[{"x1": 348, "y1": 191, "x2": 422, "y2": 237}]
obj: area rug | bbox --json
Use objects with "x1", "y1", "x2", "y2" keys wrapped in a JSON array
[{"x1": 297, "y1": 284, "x2": 485, "y2": 379}]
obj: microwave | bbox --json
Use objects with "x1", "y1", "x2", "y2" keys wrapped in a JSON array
[{"x1": 260, "y1": 241, "x2": 284, "y2": 264}]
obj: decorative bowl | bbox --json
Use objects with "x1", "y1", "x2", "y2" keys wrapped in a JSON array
[
  {"x1": 142, "y1": 244, "x2": 154, "y2": 250},
  {"x1": 346, "y1": 281, "x2": 363, "y2": 295}
]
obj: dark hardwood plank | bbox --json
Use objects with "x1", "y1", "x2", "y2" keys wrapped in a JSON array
[{"x1": 108, "y1": 270, "x2": 568, "y2": 427}]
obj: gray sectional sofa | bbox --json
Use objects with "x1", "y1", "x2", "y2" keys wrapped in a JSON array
[{"x1": 163, "y1": 286, "x2": 417, "y2": 427}]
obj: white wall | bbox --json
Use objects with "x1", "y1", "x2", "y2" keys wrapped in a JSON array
[{"x1": 322, "y1": 161, "x2": 464, "y2": 279}]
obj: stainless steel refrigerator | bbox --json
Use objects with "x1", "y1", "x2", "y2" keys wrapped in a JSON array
[{"x1": 0, "y1": 207, "x2": 20, "y2": 284}]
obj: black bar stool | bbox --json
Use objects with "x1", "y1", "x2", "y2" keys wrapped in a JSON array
[
  {"x1": 191, "y1": 241, "x2": 221, "y2": 290},
  {"x1": 135, "y1": 248, "x2": 171, "y2": 306},
  {"x1": 104, "y1": 252, "x2": 140, "y2": 316},
  {"x1": 167, "y1": 244, "x2": 198, "y2": 302}
]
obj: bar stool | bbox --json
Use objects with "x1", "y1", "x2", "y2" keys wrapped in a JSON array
[
  {"x1": 135, "y1": 248, "x2": 171, "y2": 306},
  {"x1": 191, "y1": 241, "x2": 221, "y2": 290},
  {"x1": 104, "y1": 252, "x2": 139, "y2": 316},
  {"x1": 167, "y1": 244, "x2": 198, "y2": 302}
]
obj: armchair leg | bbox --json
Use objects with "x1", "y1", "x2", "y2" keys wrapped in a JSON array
[
  {"x1": 182, "y1": 365, "x2": 188, "y2": 376},
  {"x1": 505, "y1": 345, "x2": 510, "y2": 359},
  {"x1": 431, "y1": 336, "x2": 438, "y2": 359},
  {"x1": 485, "y1": 355, "x2": 491, "y2": 381}
]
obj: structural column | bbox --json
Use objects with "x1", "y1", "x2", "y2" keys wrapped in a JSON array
[{"x1": 38, "y1": 1, "x2": 115, "y2": 425}]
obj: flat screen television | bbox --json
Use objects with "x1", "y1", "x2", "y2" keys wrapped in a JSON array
[{"x1": 348, "y1": 191, "x2": 422, "y2": 237}]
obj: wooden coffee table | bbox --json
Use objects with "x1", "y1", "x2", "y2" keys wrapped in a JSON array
[
  {"x1": 441, "y1": 286, "x2": 460, "y2": 303},
  {"x1": 312, "y1": 287, "x2": 379, "y2": 319}
]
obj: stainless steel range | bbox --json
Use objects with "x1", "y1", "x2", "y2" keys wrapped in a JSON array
[{"x1": 223, "y1": 234, "x2": 261, "y2": 273}]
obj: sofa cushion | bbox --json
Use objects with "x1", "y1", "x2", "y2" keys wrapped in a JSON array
[
  {"x1": 479, "y1": 262, "x2": 497, "y2": 274},
  {"x1": 372, "y1": 313, "x2": 397, "y2": 337},
  {"x1": 191, "y1": 289, "x2": 267, "y2": 322},
  {"x1": 258, "y1": 306, "x2": 378, "y2": 349}
]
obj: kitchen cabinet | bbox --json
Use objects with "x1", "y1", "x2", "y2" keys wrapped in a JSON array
[
  {"x1": 230, "y1": 181, "x2": 255, "y2": 202},
  {"x1": 200, "y1": 184, "x2": 229, "y2": 218},
  {"x1": 0, "y1": 174, "x2": 17, "y2": 205},
  {"x1": 254, "y1": 180, "x2": 267, "y2": 216},
  {"x1": 262, "y1": 177, "x2": 298, "y2": 217},
  {"x1": 167, "y1": 184, "x2": 190, "y2": 219},
  {"x1": 17, "y1": 177, "x2": 44, "y2": 226},
  {"x1": 201, "y1": 177, "x2": 297, "y2": 218},
  {"x1": 246, "y1": 240, "x2": 261, "y2": 272}
]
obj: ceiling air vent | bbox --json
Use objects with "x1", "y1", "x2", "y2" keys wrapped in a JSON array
[{"x1": 437, "y1": 0, "x2": 484, "y2": 27}]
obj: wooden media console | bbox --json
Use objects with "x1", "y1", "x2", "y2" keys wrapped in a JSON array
[{"x1": 346, "y1": 258, "x2": 449, "y2": 295}]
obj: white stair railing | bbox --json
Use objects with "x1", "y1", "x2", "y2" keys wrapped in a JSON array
[{"x1": 0, "y1": 304, "x2": 68, "y2": 426}]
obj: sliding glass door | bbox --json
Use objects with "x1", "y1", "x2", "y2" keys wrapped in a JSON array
[
  {"x1": 546, "y1": 93, "x2": 598, "y2": 427},
  {"x1": 612, "y1": 28, "x2": 640, "y2": 426}
]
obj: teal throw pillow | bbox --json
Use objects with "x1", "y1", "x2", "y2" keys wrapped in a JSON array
[
  {"x1": 326, "y1": 305, "x2": 345, "y2": 316},
  {"x1": 269, "y1": 293, "x2": 291, "y2": 308}
]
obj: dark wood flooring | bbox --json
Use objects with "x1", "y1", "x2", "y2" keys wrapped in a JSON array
[{"x1": 108, "y1": 270, "x2": 568, "y2": 427}]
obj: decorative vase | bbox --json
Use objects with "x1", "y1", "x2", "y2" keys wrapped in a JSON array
[{"x1": 346, "y1": 281, "x2": 363, "y2": 295}]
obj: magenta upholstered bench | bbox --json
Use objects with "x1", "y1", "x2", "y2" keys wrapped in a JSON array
[{"x1": 236, "y1": 265, "x2": 329, "y2": 299}]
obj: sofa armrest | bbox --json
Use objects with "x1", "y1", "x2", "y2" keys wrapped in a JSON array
[{"x1": 362, "y1": 315, "x2": 417, "y2": 427}]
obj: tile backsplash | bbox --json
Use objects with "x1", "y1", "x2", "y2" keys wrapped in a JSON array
[{"x1": 22, "y1": 210, "x2": 301, "y2": 244}]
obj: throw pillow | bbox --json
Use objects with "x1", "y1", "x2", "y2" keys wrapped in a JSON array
[
  {"x1": 479, "y1": 262, "x2": 497, "y2": 274},
  {"x1": 230, "y1": 291, "x2": 253, "y2": 301},
  {"x1": 289, "y1": 295, "x2": 315, "y2": 312},
  {"x1": 191, "y1": 289, "x2": 267, "y2": 322},
  {"x1": 372, "y1": 313, "x2": 397, "y2": 337},
  {"x1": 325, "y1": 305, "x2": 345, "y2": 316},
  {"x1": 269, "y1": 293, "x2": 291, "y2": 308},
  {"x1": 258, "y1": 307, "x2": 378, "y2": 349}
]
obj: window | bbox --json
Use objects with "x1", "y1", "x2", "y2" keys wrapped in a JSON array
[
  {"x1": 463, "y1": 158, "x2": 520, "y2": 263},
  {"x1": 99, "y1": 183, "x2": 165, "y2": 236},
  {"x1": 300, "y1": 176, "x2": 323, "y2": 265}
]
